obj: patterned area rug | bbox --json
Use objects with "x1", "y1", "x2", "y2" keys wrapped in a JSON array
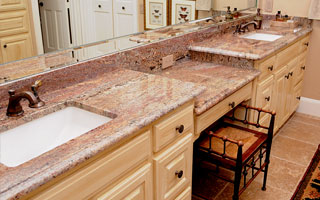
[{"x1": 292, "y1": 145, "x2": 320, "y2": 200}]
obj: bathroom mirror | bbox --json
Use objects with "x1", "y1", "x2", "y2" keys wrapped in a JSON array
[{"x1": 0, "y1": 0, "x2": 257, "y2": 84}]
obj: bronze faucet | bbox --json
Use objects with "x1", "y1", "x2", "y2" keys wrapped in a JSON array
[
  {"x1": 234, "y1": 21, "x2": 259, "y2": 34},
  {"x1": 7, "y1": 80, "x2": 45, "y2": 117}
]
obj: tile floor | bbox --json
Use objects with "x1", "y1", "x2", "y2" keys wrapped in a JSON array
[{"x1": 192, "y1": 112, "x2": 320, "y2": 200}]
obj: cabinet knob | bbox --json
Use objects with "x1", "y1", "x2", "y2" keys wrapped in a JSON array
[
  {"x1": 289, "y1": 72, "x2": 293, "y2": 76},
  {"x1": 229, "y1": 102, "x2": 235, "y2": 108},
  {"x1": 3, "y1": 44, "x2": 7, "y2": 48},
  {"x1": 265, "y1": 96, "x2": 271, "y2": 102},
  {"x1": 98, "y1": 4, "x2": 101, "y2": 8},
  {"x1": 304, "y1": 42, "x2": 309, "y2": 46},
  {"x1": 39, "y1": 2, "x2": 44, "y2": 7},
  {"x1": 176, "y1": 125, "x2": 184, "y2": 134},
  {"x1": 301, "y1": 66, "x2": 306, "y2": 70},
  {"x1": 122, "y1": 6, "x2": 125, "y2": 10},
  {"x1": 296, "y1": 96, "x2": 301, "y2": 100},
  {"x1": 268, "y1": 65, "x2": 273, "y2": 71},
  {"x1": 175, "y1": 170, "x2": 183, "y2": 178}
]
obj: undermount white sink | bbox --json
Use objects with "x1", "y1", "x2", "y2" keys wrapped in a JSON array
[
  {"x1": 241, "y1": 33, "x2": 283, "y2": 42},
  {"x1": 0, "y1": 107, "x2": 112, "y2": 167}
]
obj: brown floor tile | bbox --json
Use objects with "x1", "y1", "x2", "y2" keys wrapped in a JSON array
[
  {"x1": 291, "y1": 113, "x2": 320, "y2": 127},
  {"x1": 271, "y1": 135, "x2": 317, "y2": 166},
  {"x1": 255, "y1": 156, "x2": 306, "y2": 193},
  {"x1": 279, "y1": 120, "x2": 320, "y2": 145}
]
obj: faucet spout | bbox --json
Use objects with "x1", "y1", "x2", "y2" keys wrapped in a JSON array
[{"x1": 6, "y1": 90, "x2": 44, "y2": 117}]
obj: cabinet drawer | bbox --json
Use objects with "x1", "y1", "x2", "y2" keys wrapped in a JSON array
[
  {"x1": 276, "y1": 42, "x2": 299, "y2": 69},
  {"x1": 257, "y1": 55, "x2": 276, "y2": 82},
  {"x1": 95, "y1": 164, "x2": 153, "y2": 200},
  {"x1": 292, "y1": 81, "x2": 303, "y2": 112},
  {"x1": 295, "y1": 51, "x2": 307, "y2": 85},
  {"x1": 93, "y1": 0, "x2": 113, "y2": 12},
  {"x1": 196, "y1": 83, "x2": 252, "y2": 134},
  {"x1": 153, "y1": 104, "x2": 194, "y2": 152},
  {"x1": 154, "y1": 133, "x2": 193, "y2": 200},
  {"x1": 175, "y1": 187, "x2": 191, "y2": 200},
  {"x1": 300, "y1": 35, "x2": 310, "y2": 53},
  {"x1": 0, "y1": 10, "x2": 29, "y2": 37},
  {"x1": 32, "y1": 131, "x2": 151, "y2": 200},
  {"x1": 114, "y1": 0, "x2": 134, "y2": 14}
]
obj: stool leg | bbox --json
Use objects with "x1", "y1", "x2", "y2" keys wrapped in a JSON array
[{"x1": 233, "y1": 168, "x2": 241, "y2": 200}]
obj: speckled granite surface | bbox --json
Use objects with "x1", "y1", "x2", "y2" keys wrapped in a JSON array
[
  {"x1": 157, "y1": 59, "x2": 260, "y2": 115},
  {"x1": 189, "y1": 20, "x2": 312, "y2": 60},
  {"x1": 0, "y1": 68, "x2": 204, "y2": 200}
]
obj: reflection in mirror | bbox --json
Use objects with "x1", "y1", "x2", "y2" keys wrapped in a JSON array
[{"x1": 0, "y1": 0, "x2": 256, "y2": 84}]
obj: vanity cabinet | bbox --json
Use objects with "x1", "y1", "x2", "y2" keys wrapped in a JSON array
[
  {"x1": 25, "y1": 101, "x2": 195, "y2": 200},
  {"x1": 252, "y1": 34, "x2": 310, "y2": 133},
  {"x1": 0, "y1": 0, "x2": 36, "y2": 63}
]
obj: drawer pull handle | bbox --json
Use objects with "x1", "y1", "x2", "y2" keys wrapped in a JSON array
[
  {"x1": 289, "y1": 72, "x2": 293, "y2": 76},
  {"x1": 175, "y1": 170, "x2": 183, "y2": 178},
  {"x1": 122, "y1": 6, "x2": 125, "y2": 10},
  {"x1": 229, "y1": 102, "x2": 235, "y2": 108},
  {"x1": 301, "y1": 66, "x2": 306, "y2": 70},
  {"x1": 304, "y1": 42, "x2": 309, "y2": 46},
  {"x1": 176, "y1": 125, "x2": 184, "y2": 134},
  {"x1": 285, "y1": 74, "x2": 290, "y2": 79},
  {"x1": 296, "y1": 96, "x2": 301, "y2": 100},
  {"x1": 98, "y1": 4, "x2": 101, "y2": 8},
  {"x1": 265, "y1": 96, "x2": 271, "y2": 102},
  {"x1": 268, "y1": 65, "x2": 273, "y2": 71},
  {"x1": 3, "y1": 44, "x2": 7, "y2": 48}
]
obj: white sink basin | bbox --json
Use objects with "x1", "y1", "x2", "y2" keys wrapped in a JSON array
[
  {"x1": 241, "y1": 33, "x2": 283, "y2": 42},
  {"x1": 0, "y1": 107, "x2": 112, "y2": 167}
]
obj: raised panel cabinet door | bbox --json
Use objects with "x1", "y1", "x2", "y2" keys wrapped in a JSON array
[
  {"x1": 113, "y1": 0, "x2": 139, "y2": 49},
  {"x1": 273, "y1": 66, "x2": 289, "y2": 131},
  {"x1": 0, "y1": 0, "x2": 26, "y2": 11},
  {"x1": 0, "y1": 9, "x2": 29, "y2": 37},
  {"x1": 153, "y1": 133, "x2": 193, "y2": 200},
  {"x1": 92, "y1": 0, "x2": 116, "y2": 55},
  {"x1": 95, "y1": 164, "x2": 153, "y2": 200},
  {"x1": 0, "y1": 33, "x2": 33, "y2": 63},
  {"x1": 292, "y1": 81, "x2": 303, "y2": 112}
]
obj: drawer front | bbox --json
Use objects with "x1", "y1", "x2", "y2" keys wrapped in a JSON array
[
  {"x1": 95, "y1": 164, "x2": 153, "y2": 200},
  {"x1": 93, "y1": 0, "x2": 113, "y2": 12},
  {"x1": 114, "y1": 0, "x2": 134, "y2": 14},
  {"x1": 196, "y1": 82, "x2": 252, "y2": 134},
  {"x1": 257, "y1": 55, "x2": 276, "y2": 82},
  {"x1": 154, "y1": 133, "x2": 193, "y2": 200},
  {"x1": 295, "y1": 51, "x2": 307, "y2": 85},
  {"x1": 276, "y1": 42, "x2": 300, "y2": 70},
  {"x1": 300, "y1": 35, "x2": 310, "y2": 53},
  {"x1": 32, "y1": 131, "x2": 151, "y2": 200},
  {"x1": 292, "y1": 81, "x2": 303, "y2": 112},
  {"x1": 0, "y1": 10, "x2": 29, "y2": 37},
  {"x1": 153, "y1": 104, "x2": 194, "y2": 152},
  {"x1": 175, "y1": 187, "x2": 191, "y2": 200}
]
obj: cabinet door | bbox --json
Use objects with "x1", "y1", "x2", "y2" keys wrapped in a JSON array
[
  {"x1": 292, "y1": 81, "x2": 303, "y2": 112},
  {"x1": 95, "y1": 164, "x2": 153, "y2": 200},
  {"x1": 92, "y1": 0, "x2": 116, "y2": 54},
  {"x1": 153, "y1": 133, "x2": 193, "y2": 200},
  {"x1": 0, "y1": 33, "x2": 33, "y2": 63},
  {"x1": 113, "y1": 0, "x2": 138, "y2": 49},
  {"x1": 273, "y1": 66, "x2": 289, "y2": 131}
]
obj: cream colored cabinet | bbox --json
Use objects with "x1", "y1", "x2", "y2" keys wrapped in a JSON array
[
  {"x1": 0, "y1": 0, "x2": 36, "y2": 64},
  {"x1": 252, "y1": 34, "x2": 310, "y2": 133},
  {"x1": 25, "y1": 101, "x2": 195, "y2": 200},
  {"x1": 153, "y1": 133, "x2": 193, "y2": 200}
]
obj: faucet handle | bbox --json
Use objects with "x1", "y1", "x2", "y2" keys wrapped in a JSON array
[{"x1": 8, "y1": 89, "x2": 15, "y2": 97}]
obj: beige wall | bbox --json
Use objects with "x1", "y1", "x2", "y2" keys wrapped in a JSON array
[{"x1": 259, "y1": 0, "x2": 320, "y2": 100}]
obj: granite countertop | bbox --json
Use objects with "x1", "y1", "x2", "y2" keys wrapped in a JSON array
[
  {"x1": 157, "y1": 59, "x2": 261, "y2": 115},
  {"x1": 0, "y1": 68, "x2": 205, "y2": 199},
  {"x1": 189, "y1": 21, "x2": 312, "y2": 60}
]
